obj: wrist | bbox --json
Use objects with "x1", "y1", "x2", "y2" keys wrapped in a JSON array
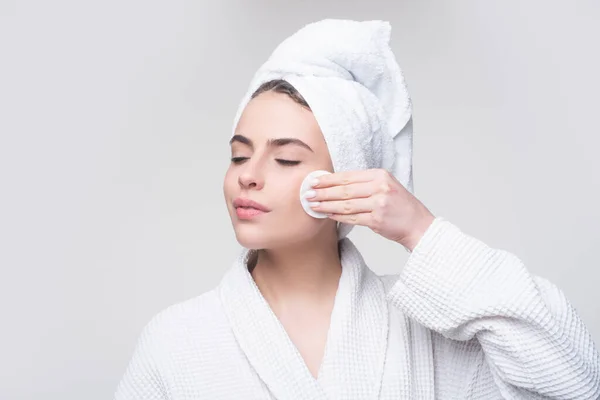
[{"x1": 400, "y1": 211, "x2": 436, "y2": 252}]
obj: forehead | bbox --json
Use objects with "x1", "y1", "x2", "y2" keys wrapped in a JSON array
[{"x1": 235, "y1": 91, "x2": 323, "y2": 144}]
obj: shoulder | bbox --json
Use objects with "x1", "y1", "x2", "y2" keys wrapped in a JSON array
[{"x1": 138, "y1": 288, "x2": 230, "y2": 347}]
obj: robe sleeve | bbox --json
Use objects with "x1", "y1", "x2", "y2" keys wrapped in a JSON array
[
  {"x1": 114, "y1": 315, "x2": 169, "y2": 400},
  {"x1": 386, "y1": 216, "x2": 600, "y2": 399}
]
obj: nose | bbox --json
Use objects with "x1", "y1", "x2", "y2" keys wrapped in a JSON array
[{"x1": 238, "y1": 159, "x2": 265, "y2": 190}]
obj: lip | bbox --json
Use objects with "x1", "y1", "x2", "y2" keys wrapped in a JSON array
[
  {"x1": 233, "y1": 197, "x2": 271, "y2": 220},
  {"x1": 233, "y1": 197, "x2": 271, "y2": 212}
]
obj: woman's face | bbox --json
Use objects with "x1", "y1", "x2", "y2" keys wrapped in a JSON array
[{"x1": 223, "y1": 90, "x2": 336, "y2": 250}]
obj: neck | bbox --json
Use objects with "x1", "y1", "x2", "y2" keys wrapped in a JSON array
[{"x1": 250, "y1": 231, "x2": 342, "y2": 306}]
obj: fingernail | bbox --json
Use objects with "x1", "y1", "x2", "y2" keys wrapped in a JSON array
[
  {"x1": 310, "y1": 178, "x2": 319, "y2": 187},
  {"x1": 304, "y1": 190, "x2": 316, "y2": 199},
  {"x1": 309, "y1": 201, "x2": 320, "y2": 207}
]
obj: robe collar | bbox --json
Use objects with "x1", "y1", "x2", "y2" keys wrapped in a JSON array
[{"x1": 218, "y1": 238, "x2": 390, "y2": 399}]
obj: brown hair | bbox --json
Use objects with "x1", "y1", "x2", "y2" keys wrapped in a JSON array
[{"x1": 250, "y1": 79, "x2": 311, "y2": 110}]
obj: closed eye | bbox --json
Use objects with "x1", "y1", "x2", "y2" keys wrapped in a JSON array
[
  {"x1": 231, "y1": 157, "x2": 248, "y2": 164},
  {"x1": 276, "y1": 159, "x2": 301, "y2": 166},
  {"x1": 230, "y1": 157, "x2": 300, "y2": 166}
]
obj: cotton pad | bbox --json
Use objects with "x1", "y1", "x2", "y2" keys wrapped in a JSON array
[{"x1": 299, "y1": 170, "x2": 331, "y2": 218}]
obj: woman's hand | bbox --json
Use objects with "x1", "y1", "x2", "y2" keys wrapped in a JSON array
[{"x1": 305, "y1": 169, "x2": 436, "y2": 251}]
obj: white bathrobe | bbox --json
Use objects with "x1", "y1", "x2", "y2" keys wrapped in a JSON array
[{"x1": 114, "y1": 217, "x2": 600, "y2": 399}]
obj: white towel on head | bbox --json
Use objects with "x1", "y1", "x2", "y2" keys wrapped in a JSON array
[{"x1": 232, "y1": 19, "x2": 414, "y2": 239}]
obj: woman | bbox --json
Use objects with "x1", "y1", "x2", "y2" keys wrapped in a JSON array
[{"x1": 114, "y1": 20, "x2": 599, "y2": 399}]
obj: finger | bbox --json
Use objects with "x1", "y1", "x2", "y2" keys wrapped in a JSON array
[
  {"x1": 310, "y1": 197, "x2": 374, "y2": 215},
  {"x1": 327, "y1": 211, "x2": 372, "y2": 227},
  {"x1": 312, "y1": 169, "x2": 380, "y2": 188},
  {"x1": 306, "y1": 180, "x2": 378, "y2": 202}
]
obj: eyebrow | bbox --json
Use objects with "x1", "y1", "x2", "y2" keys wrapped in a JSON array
[{"x1": 229, "y1": 134, "x2": 314, "y2": 152}]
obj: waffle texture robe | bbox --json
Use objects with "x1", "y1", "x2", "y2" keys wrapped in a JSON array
[{"x1": 114, "y1": 217, "x2": 600, "y2": 399}]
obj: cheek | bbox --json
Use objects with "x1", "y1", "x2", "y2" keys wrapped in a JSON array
[
  {"x1": 223, "y1": 168, "x2": 238, "y2": 214},
  {"x1": 279, "y1": 178, "x2": 316, "y2": 223},
  {"x1": 278, "y1": 188, "x2": 331, "y2": 242},
  {"x1": 283, "y1": 175, "x2": 305, "y2": 211},
  {"x1": 223, "y1": 168, "x2": 236, "y2": 195}
]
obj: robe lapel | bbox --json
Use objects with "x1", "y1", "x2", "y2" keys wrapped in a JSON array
[
  {"x1": 218, "y1": 238, "x2": 389, "y2": 399},
  {"x1": 218, "y1": 248, "x2": 328, "y2": 400},
  {"x1": 406, "y1": 319, "x2": 435, "y2": 398},
  {"x1": 316, "y1": 238, "x2": 390, "y2": 399}
]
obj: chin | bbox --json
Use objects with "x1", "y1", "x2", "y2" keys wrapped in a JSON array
[
  {"x1": 233, "y1": 223, "x2": 307, "y2": 250},
  {"x1": 233, "y1": 221, "x2": 323, "y2": 250},
  {"x1": 233, "y1": 225, "x2": 275, "y2": 250}
]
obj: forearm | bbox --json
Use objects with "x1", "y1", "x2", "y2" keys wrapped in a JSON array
[{"x1": 387, "y1": 217, "x2": 600, "y2": 399}]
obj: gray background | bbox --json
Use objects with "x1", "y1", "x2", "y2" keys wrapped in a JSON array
[{"x1": 1, "y1": 0, "x2": 598, "y2": 398}]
